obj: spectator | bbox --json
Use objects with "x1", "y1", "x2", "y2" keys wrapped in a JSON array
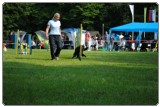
[
  {"x1": 110, "y1": 34, "x2": 114, "y2": 51},
  {"x1": 38, "y1": 40, "x2": 44, "y2": 49},
  {"x1": 103, "y1": 31, "x2": 110, "y2": 51},
  {"x1": 118, "y1": 37, "x2": 125, "y2": 51},
  {"x1": 91, "y1": 36, "x2": 98, "y2": 50},
  {"x1": 119, "y1": 32, "x2": 124, "y2": 39},
  {"x1": 31, "y1": 39, "x2": 36, "y2": 49},
  {"x1": 85, "y1": 31, "x2": 91, "y2": 48}
]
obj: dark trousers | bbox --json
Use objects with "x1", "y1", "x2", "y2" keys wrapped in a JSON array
[{"x1": 49, "y1": 35, "x2": 62, "y2": 59}]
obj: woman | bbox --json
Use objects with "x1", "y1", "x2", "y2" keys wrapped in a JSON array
[{"x1": 46, "y1": 13, "x2": 62, "y2": 60}]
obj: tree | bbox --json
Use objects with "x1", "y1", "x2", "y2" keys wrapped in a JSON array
[
  {"x1": 3, "y1": 3, "x2": 158, "y2": 35},
  {"x1": 74, "y1": 3, "x2": 104, "y2": 30},
  {"x1": 3, "y1": 3, "x2": 36, "y2": 32}
]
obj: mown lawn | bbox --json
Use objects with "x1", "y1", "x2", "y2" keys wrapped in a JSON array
[{"x1": 3, "y1": 49, "x2": 158, "y2": 105}]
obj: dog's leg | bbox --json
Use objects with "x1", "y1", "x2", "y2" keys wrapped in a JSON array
[
  {"x1": 82, "y1": 53, "x2": 86, "y2": 57},
  {"x1": 72, "y1": 52, "x2": 76, "y2": 59},
  {"x1": 78, "y1": 56, "x2": 81, "y2": 61}
]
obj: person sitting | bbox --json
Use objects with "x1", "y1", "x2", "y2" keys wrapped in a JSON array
[
  {"x1": 31, "y1": 39, "x2": 36, "y2": 49},
  {"x1": 118, "y1": 38, "x2": 125, "y2": 51},
  {"x1": 91, "y1": 36, "x2": 98, "y2": 50},
  {"x1": 38, "y1": 40, "x2": 44, "y2": 49},
  {"x1": 98, "y1": 39, "x2": 104, "y2": 49},
  {"x1": 3, "y1": 43, "x2": 7, "y2": 51}
]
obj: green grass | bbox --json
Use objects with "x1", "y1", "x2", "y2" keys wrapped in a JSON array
[{"x1": 3, "y1": 49, "x2": 158, "y2": 105}]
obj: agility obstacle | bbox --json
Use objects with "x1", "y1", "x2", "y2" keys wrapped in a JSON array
[
  {"x1": 80, "y1": 24, "x2": 83, "y2": 57},
  {"x1": 16, "y1": 29, "x2": 32, "y2": 55}
]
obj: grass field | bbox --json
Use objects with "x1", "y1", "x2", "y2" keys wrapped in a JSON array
[{"x1": 3, "y1": 49, "x2": 158, "y2": 105}]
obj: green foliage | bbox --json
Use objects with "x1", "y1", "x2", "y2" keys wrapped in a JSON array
[
  {"x1": 3, "y1": 3, "x2": 158, "y2": 33},
  {"x1": 3, "y1": 49, "x2": 158, "y2": 105}
]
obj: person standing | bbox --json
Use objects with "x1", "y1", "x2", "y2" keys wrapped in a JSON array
[
  {"x1": 85, "y1": 31, "x2": 91, "y2": 48},
  {"x1": 46, "y1": 13, "x2": 62, "y2": 60},
  {"x1": 110, "y1": 34, "x2": 114, "y2": 51},
  {"x1": 119, "y1": 32, "x2": 124, "y2": 39},
  {"x1": 103, "y1": 31, "x2": 110, "y2": 51}
]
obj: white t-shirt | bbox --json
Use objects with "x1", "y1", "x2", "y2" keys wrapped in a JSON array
[
  {"x1": 47, "y1": 19, "x2": 61, "y2": 35},
  {"x1": 119, "y1": 34, "x2": 124, "y2": 39}
]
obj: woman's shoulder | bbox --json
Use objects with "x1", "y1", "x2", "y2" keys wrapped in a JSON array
[
  {"x1": 49, "y1": 20, "x2": 61, "y2": 23},
  {"x1": 48, "y1": 20, "x2": 53, "y2": 24}
]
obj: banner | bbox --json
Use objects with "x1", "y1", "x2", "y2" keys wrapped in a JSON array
[
  {"x1": 129, "y1": 5, "x2": 134, "y2": 22},
  {"x1": 149, "y1": 10, "x2": 156, "y2": 22},
  {"x1": 144, "y1": 7, "x2": 147, "y2": 22}
]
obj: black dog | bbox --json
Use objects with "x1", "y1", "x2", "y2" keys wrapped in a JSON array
[{"x1": 72, "y1": 45, "x2": 88, "y2": 61}]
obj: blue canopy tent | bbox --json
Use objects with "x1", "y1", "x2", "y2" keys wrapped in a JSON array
[
  {"x1": 109, "y1": 22, "x2": 158, "y2": 33},
  {"x1": 109, "y1": 22, "x2": 158, "y2": 42},
  {"x1": 109, "y1": 22, "x2": 158, "y2": 51}
]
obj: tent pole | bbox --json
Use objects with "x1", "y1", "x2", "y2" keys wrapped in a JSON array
[
  {"x1": 102, "y1": 23, "x2": 104, "y2": 36},
  {"x1": 144, "y1": 7, "x2": 147, "y2": 39},
  {"x1": 16, "y1": 29, "x2": 20, "y2": 54},
  {"x1": 74, "y1": 32, "x2": 76, "y2": 50},
  {"x1": 154, "y1": 9, "x2": 156, "y2": 40},
  {"x1": 132, "y1": 32, "x2": 134, "y2": 40},
  {"x1": 80, "y1": 24, "x2": 83, "y2": 57}
]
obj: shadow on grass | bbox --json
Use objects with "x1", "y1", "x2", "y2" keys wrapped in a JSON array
[
  {"x1": 15, "y1": 57, "x2": 50, "y2": 61},
  {"x1": 3, "y1": 61, "x2": 158, "y2": 105},
  {"x1": 84, "y1": 51, "x2": 158, "y2": 65}
]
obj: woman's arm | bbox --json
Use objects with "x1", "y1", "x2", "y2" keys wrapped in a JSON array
[{"x1": 45, "y1": 25, "x2": 50, "y2": 40}]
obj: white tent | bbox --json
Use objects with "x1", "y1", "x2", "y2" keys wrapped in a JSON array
[{"x1": 62, "y1": 28, "x2": 86, "y2": 48}]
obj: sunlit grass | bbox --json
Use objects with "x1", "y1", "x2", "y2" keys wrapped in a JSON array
[{"x1": 3, "y1": 49, "x2": 158, "y2": 105}]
